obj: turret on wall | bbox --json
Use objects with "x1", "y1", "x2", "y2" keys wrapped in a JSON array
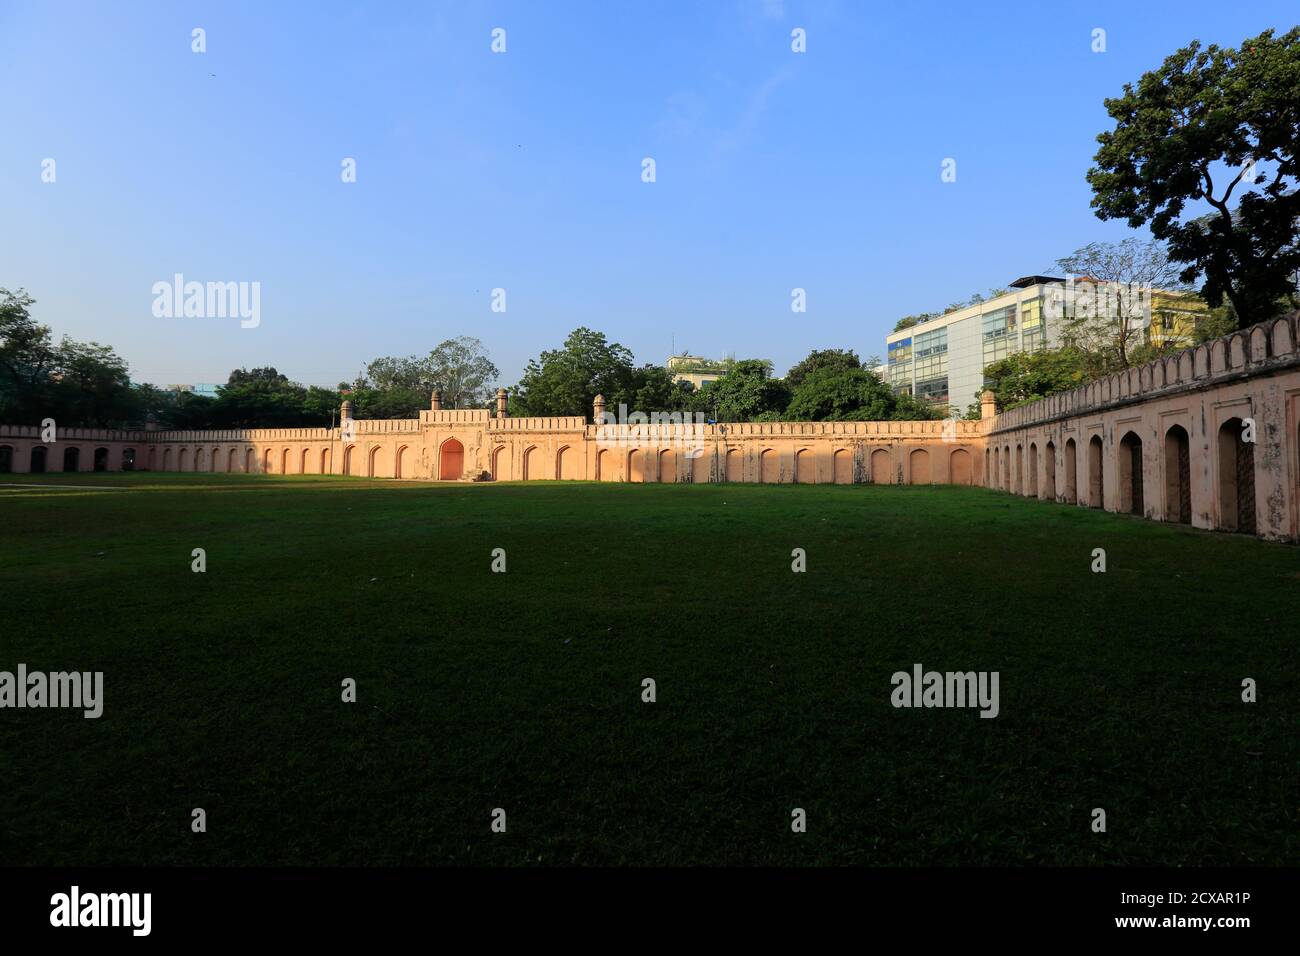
[{"x1": 980, "y1": 390, "x2": 996, "y2": 422}]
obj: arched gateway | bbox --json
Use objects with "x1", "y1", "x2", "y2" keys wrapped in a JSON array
[{"x1": 439, "y1": 438, "x2": 464, "y2": 481}]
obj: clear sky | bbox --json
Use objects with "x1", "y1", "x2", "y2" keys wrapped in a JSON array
[{"x1": 2, "y1": 0, "x2": 1295, "y2": 389}]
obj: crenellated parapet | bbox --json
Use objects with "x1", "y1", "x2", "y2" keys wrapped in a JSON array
[
  {"x1": 420, "y1": 409, "x2": 490, "y2": 426},
  {"x1": 991, "y1": 312, "x2": 1300, "y2": 435},
  {"x1": 984, "y1": 311, "x2": 1300, "y2": 541},
  {"x1": 0, "y1": 424, "x2": 150, "y2": 442}
]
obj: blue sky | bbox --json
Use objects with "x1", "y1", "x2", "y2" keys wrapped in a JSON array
[{"x1": 2, "y1": 0, "x2": 1295, "y2": 388}]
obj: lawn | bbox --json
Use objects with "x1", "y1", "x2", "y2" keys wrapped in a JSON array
[{"x1": 0, "y1": 473, "x2": 1296, "y2": 865}]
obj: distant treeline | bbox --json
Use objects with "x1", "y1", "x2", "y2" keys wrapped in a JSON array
[{"x1": 1, "y1": 289, "x2": 941, "y2": 429}]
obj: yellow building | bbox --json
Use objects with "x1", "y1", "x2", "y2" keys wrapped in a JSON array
[
  {"x1": 666, "y1": 355, "x2": 735, "y2": 389},
  {"x1": 1149, "y1": 289, "x2": 1208, "y2": 348}
]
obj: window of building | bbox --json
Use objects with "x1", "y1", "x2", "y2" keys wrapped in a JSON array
[
  {"x1": 912, "y1": 328, "x2": 947, "y2": 388},
  {"x1": 914, "y1": 327, "x2": 947, "y2": 357},
  {"x1": 888, "y1": 338, "x2": 912, "y2": 364},
  {"x1": 982, "y1": 306, "x2": 1016, "y2": 366},
  {"x1": 888, "y1": 337, "x2": 913, "y2": 390},
  {"x1": 915, "y1": 377, "x2": 949, "y2": 404}
]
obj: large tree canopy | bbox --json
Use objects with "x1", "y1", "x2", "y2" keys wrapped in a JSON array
[
  {"x1": 0, "y1": 288, "x2": 56, "y2": 421},
  {"x1": 427, "y1": 336, "x2": 499, "y2": 409},
  {"x1": 784, "y1": 348, "x2": 861, "y2": 391},
  {"x1": 0, "y1": 288, "x2": 138, "y2": 427},
  {"x1": 511, "y1": 328, "x2": 640, "y2": 417},
  {"x1": 978, "y1": 348, "x2": 1092, "y2": 413},
  {"x1": 688, "y1": 359, "x2": 790, "y2": 422},
  {"x1": 357, "y1": 336, "x2": 499, "y2": 410},
  {"x1": 1087, "y1": 28, "x2": 1300, "y2": 324},
  {"x1": 1054, "y1": 238, "x2": 1187, "y2": 368},
  {"x1": 784, "y1": 366, "x2": 938, "y2": 422}
]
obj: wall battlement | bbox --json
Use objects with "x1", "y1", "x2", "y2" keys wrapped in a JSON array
[
  {"x1": 991, "y1": 313, "x2": 1300, "y2": 434},
  {"x1": 984, "y1": 311, "x2": 1300, "y2": 541}
]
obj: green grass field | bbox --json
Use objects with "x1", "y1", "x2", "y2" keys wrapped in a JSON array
[{"x1": 1, "y1": 473, "x2": 1296, "y2": 865}]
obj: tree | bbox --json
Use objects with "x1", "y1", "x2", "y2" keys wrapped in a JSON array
[
  {"x1": 892, "y1": 312, "x2": 937, "y2": 333},
  {"x1": 980, "y1": 348, "x2": 1092, "y2": 411},
  {"x1": 688, "y1": 359, "x2": 790, "y2": 422},
  {"x1": 359, "y1": 355, "x2": 434, "y2": 395},
  {"x1": 212, "y1": 369, "x2": 312, "y2": 427},
  {"x1": 345, "y1": 385, "x2": 426, "y2": 420},
  {"x1": 50, "y1": 338, "x2": 134, "y2": 427},
  {"x1": 156, "y1": 390, "x2": 218, "y2": 429},
  {"x1": 225, "y1": 367, "x2": 290, "y2": 387},
  {"x1": 427, "y1": 336, "x2": 498, "y2": 409},
  {"x1": 785, "y1": 348, "x2": 861, "y2": 390},
  {"x1": 887, "y1": 391, "x2": 946, "y2": 422},
  {"x1": 1087, "y1": 28, "x2": 1300, "y2": 325},
  {"x1": 0, "y1": 289, "x2": 146, "y2": 427},
  {"x1": 0, "y1": 288, "x2": 57, "y2": 422},
  {"x1": 1054, "y1": 239, "x2": 1186, "y2": 368},
  {"x1": 624, "y1": 365, "x2": 694, "y2": 414},
  {"x1": 512, "y1": 328, "x2": 637, "y2": 417},
  {"x1": 786, "y1": 366, "x2": 898, "y2": 420}
]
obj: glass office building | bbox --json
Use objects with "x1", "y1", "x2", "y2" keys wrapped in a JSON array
[{"x1": 883, "y1": 276, "x2": 1205, "y2": 414}]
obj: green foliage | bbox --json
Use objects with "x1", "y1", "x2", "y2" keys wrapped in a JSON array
[
  {"x1": 624, "y1": 364, "x2": 695, "y2": 414},
  {"x1": 336, "y1": 386, "x2": 425, "y2": 421},
  {"x1": 358, "y1": 336, "x2": 499, "y2": 410},
  {"x1": 889, "y1": 391, "x2": 947, "y2": 421},
  {"x1": 0, "y1": 288, "x2": 139, "y2": 427},
  {"x1": 784, "y1": 366, "x2": 939, "y2": 421},
  {"x1": 892, "y1": 313, "x2": 935, "y2": 333},
  {"x1": 667, "y1": 354, "x2": 733, "y2": 376},
  {"x1": 688, "y1": 359, "x2": 790, "y2": 422},
  {"x1": 47, "y1": 337, "x2": 136, "y2": 427},
  {"x1": 0, "y1": 288, "x2": 56, "y2": 422},
  {"x1": 784, "y1": 348, "x2": 861, "y2": 390},
  {"x1": 426, "y1": 336, "x2": 499, "y2": 409},
  {"x1": 511, "y1": 328, "x2": 639, "y2": 417},
  {"x1": 896, "y1": 290, "x2": 1016, "y2": 332},
  {"x1": 1054, "y1": 239, "x2": 1186, "y2": 368},
  {"x1": 210, "y1": 369, "x2": 316, "y2": 427},
  {"x1": 1192, "y1": 298, "x2": 1294, "y2": 344},
  {"x1": 981, "y1": 348, "x2": 1093, "y2": 411},
  {"x1": 1087, "y1": 27, "x2": 1300, "y2": 324}
]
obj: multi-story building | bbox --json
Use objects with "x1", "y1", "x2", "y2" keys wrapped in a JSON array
[
  {"x1": 666, "y1": 355, "x2": 734, "y2": 389},
  {"x1": 165, "y1": 383, "x2": 222, "y2": 398},
  {"x1": 884, "y1": 275, "x2": 1207, "y2": 413}
]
